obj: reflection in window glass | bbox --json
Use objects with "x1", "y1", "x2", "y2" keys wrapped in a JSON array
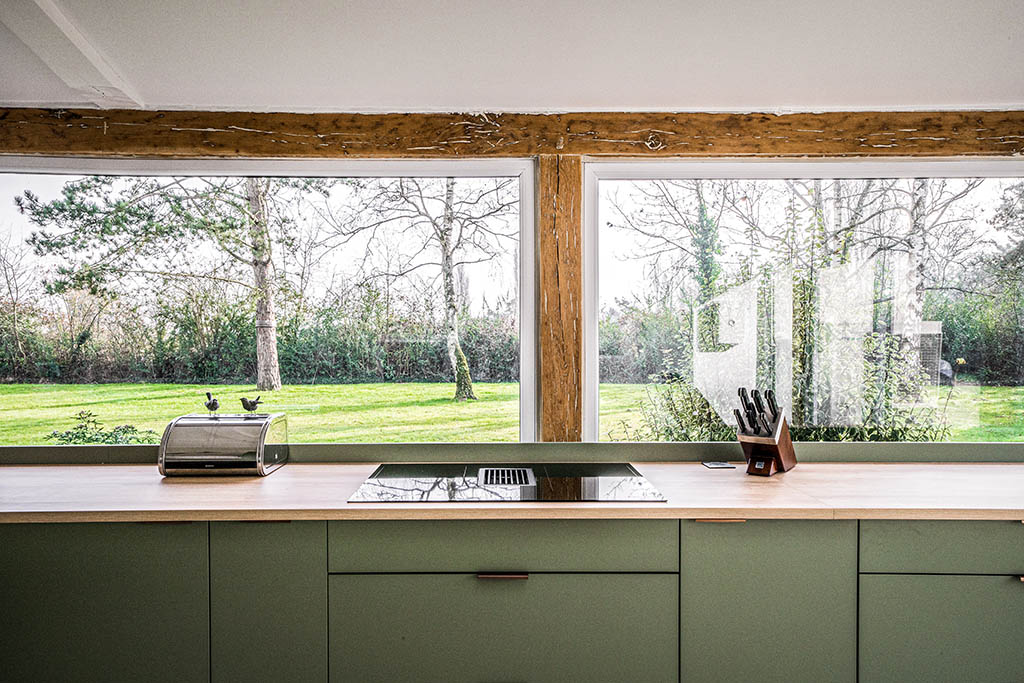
[
  {"x1": 0, "y1": 174, "x2": 521, "y2": 444},
  {"x1": 599, "y1": 177, "x2": 1024, "y2": 442}
]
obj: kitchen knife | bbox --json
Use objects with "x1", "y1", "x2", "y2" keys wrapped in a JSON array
[
  {"x1": 751, "y1": 389, "x2": 768, "y2": 419},
  {"x1": 746, "y1": 407, "x2": 762, "y2": 435},
  {"x1": 759, "y1": 414, "x2": 774, "y2": 436},
  {"x1": 738, "y1": 387, "x2": 753, "y2": 413},
  {"x1": 733, "y1": 409, "x2": 748, "y2": 435},
  {"x1": 765, "y1": 389, "x2": 780, "y2": 421}
]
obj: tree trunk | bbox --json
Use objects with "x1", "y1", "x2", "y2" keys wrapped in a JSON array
[
  {"x1": 897, "y1": 178, "x2": 928, "y2": 371},
  {"x1": 786, "y1": 179, "x2": 832, "y2": 426},
  {"x1": 245, "y1": 177, "x2": 282, "y2": 391},
  {"x1": 692, "y1": 194, "x2": 723, "y2": 352},
  {"x1": 440, "y1": 177, "x2": 476, "y2": 401}
]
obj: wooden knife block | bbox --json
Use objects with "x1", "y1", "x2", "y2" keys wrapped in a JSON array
[{"x1": 737, "y1": 416, "x2": 797, "y2": 476}]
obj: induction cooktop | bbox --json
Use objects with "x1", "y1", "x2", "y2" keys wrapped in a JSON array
[{"x1": 347, "y1": 463, "x2": 666, "y2": 503}]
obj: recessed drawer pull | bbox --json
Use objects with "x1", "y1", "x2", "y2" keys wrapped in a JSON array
[
  {"x1": 694, "y1": 519, "x2": 747, "y2": 523},
  {"x1": 476, "y1": 573, "x2": 529, "y2": 580}
]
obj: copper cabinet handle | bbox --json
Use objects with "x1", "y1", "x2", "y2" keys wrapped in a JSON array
[
  {"x1": 476, "y1": 573, "x2": 529, "y2": 580},
  {"x1": 694, "y1": 519, "x2": 747, "y2": 523}
]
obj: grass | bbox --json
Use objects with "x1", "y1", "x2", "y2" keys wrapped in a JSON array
[
  {"x1": 0, "y1": 382, "x2": 522, "y2": 445},
  {"x1": 0, "y1": 381, "x2": 1020, "y2": 445}
]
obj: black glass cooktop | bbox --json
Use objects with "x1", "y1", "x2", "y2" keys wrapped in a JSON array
[{"x1": 348, "y1": 463, "x2": 666, "y2": 503}]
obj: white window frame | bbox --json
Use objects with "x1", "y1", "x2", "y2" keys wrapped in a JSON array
[
  {"x1": 0, "y1": 156, "x2": 538, "y2": 442},
  {"x1": 583, "y1": 157, "x2": 1024, "y2": 442}
]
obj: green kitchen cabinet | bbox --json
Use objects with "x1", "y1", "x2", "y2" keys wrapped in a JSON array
[
  {"x1": 860, "y1": 574, "x2": 1024, "y2": 682},
  {"x1": 210, "y1": 521, "x2": 327, "y2": 682},
  {"x1": 0, "y1": 522, "x2": 209, "y2": 683},
  {"x1": 328, "y1": 519, "x2": 679, "y2": 573},
  {"x1": 679, "y1": 520, "x2": 857, "y2": 683},
  {"x1": 328, "y1": 573, "x2": 678, "y2": 682},
  {"x1": 860, "y1": 520, "x2": 1024, "y2": 574}
]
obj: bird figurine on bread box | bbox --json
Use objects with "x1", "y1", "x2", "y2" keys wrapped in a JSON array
[
  {"x1": 204, "y1": 392, "x2": 220, "y2": 417},
  {"x1": 240, "y1": 396, "x2": 263, "y2": 414},
  {"x1": 733, "y1": 387, "x2": 797, "y2": 476}
]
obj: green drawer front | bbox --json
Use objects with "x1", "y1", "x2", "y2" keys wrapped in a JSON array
[
  {"x1": 680, "y1": 520, "x2": 857, "y2": 683},
  {"x1": 860, "y1": 520, "x2": 1024, "y2": 574},
  {"x1": 329, "y1": 573, "x2": 678, "y2": 682},
  {"x1": 860, "y1": 574, "x2": 1024, "y2": 683},
  {"x1": 0, "y1": 522, "x2": 209, "y2": 683},
  {"x1": 328, "y1": 519, "x2": 678, "y2": 572},
  {"x1": 211, "y1": 521, "x2": 327, "y2": 683}
]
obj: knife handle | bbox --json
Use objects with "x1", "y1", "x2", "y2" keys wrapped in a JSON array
[
  {"x1": 765, "y1": 389, "x2": 780, "y2": 421},
  {"x1": 746, "y1": 408, "x2": 762, "y2": 435},
  {"x1": 734, "y1": 409, "x2": 748, "y2": 435},
  {"x1": 738, "y1": 387, "x2": 752, "y2": 412},
  {"x1": 751, "y1": 389, "x2": 767, "y2": 416}
]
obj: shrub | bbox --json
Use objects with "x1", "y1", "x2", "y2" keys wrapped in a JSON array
[
  {"x1": 46, "y1": 411, "x2": 158, "y2": 445},
  {"x1": 619, "y1": 381, "x2": 734, "y2": 442},
  {"x1": 599, "y1": 303, "x2": 690, "y2": 383},
  {"x1": 628, "y1": 375, "x2": 949, "y2": 443}
]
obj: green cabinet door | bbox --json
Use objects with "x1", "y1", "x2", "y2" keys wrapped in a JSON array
[
  {"x1": 860, "y1": 520, "x2": 1024, "y2": 574},
  {"x1": 329, "y1": 573, "x2": 678, "y2": 682},
  {"x1": 860, "y1": 574, "x2": 1024, "y2": 683},
  {"x1": 210, "y1": 521, "x2": 326, "y2": 683},
  {"x1": 0, "y1": 522, "x2": 209, "y2": 683},
  {"x1": 680, "y1": 520, "x2": 857, "y2": 683},
  {"x1": 328, "y1": 520, "x2": 679, "y2": 573}
]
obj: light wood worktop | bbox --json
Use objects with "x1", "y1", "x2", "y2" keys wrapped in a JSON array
[{"x1": 1, "y1": 462, "x2": 1023, "y2": 522}]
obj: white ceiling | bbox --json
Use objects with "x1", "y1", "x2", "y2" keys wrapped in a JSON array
[{"x1": 1, "y1": 0, "x2": 1022, "y2": 113}]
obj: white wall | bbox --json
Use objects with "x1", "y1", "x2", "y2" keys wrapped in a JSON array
[{"x1": 2, "y1": 0, "x2": 1022, "y2": 112}]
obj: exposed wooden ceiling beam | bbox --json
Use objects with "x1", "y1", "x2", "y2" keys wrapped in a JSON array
[
  {"x1": 1, "y1": 108, "x2": 1022, "y2": 159},
  {"x1": 0, "y1": 1, "x2": 142, "y2": 109}
]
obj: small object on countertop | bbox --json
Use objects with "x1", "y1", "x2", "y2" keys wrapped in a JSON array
[
  {"x1": 159, "y1": 412, "x2": 288, "y2": 476},
  {"x1": 735, "y1": 385, "x2": 797, "y2": 477},
  {"x1": 240, "y1": 396, "x2": 262, "y2": 413},
  {"x1": 702, "y1": 461, "x2": 737, "y2": 469},
  {"x1": 204, "y1": 392, "x2": 219, "y2": 416}
]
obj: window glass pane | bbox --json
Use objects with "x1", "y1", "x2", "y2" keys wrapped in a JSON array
[
  {"x1": 0, "y1": 173, "x2": 521, "y2": 444},
  {"x1": 599, "y1": 177, "x2": 1024, "y2": 442}
]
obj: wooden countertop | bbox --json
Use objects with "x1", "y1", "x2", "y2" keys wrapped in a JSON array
[{"x1": 2, "y1": 462, "x2": 1023, "y2": 522}]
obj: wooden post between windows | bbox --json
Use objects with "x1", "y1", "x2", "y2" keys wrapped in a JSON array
[{"x1": 537, "y1": 155, "x2": 583, "y2": 441}]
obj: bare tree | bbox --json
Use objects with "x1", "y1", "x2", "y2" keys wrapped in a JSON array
[
  {"x1": 244, "y1": 178, "x2": 282, "y2": 390},
  {"x1": 319, "y1": 177, "x2": 518, "y2": 400},
  {"x1": 0, "y1": 235, "x2": 37, "y2": 370}
]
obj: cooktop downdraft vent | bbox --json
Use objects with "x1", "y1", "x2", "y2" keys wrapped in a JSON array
[{"x1": 478, "y1": 467, "x2": 536, "y2": 487}]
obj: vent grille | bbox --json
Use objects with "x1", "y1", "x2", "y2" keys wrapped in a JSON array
[{"x1": 478, "y1": 467, "x2": 536, "y2": 486}]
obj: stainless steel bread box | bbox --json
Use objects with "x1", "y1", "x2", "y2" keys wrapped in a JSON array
[{"x1": 158, "y1": 413, "x2": 288, "y2": 476}]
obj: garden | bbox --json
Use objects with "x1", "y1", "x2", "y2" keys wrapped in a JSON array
[{"x1": 1, "y1": 173, "x2": 1022, "y2": 444}]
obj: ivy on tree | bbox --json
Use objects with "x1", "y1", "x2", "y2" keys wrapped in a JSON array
[{"x1": 17, "y1": 176, "x2": 335, "y2": 391}]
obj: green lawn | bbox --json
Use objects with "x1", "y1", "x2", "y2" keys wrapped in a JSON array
[
  {"x1": 0, "y1": 383, "x2": 522, "y2": 445},
  {"x1": 0, "y1": 381, "x2": 1020, "y2": 445}
]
